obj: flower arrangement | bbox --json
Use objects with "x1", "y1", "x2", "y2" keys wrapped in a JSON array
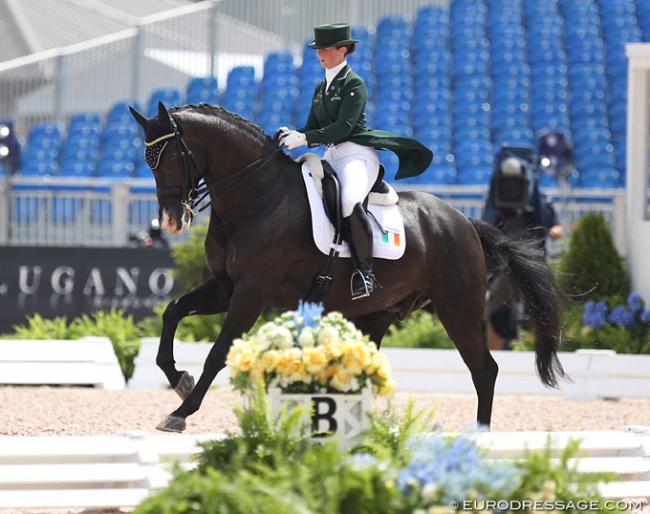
[
  {"x1": 226, "y1": 302, "x2": 396, "y2": 396},
  {"x1": 582, "y1": 293, "x2": 650, "y2": 354}
]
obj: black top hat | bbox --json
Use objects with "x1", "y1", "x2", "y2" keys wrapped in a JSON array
[{"x1": 308, "y1": 23, "x2": 359, "y2": 49}]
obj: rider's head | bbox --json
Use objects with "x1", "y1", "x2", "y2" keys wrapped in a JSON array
[{"x1": 309, "y1": 24, "x2": 359, "y2": 67}]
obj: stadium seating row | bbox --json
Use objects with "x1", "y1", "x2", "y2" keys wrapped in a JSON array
[{"x1": 10, "y1": 0, "x2": 649, "y2": 189}]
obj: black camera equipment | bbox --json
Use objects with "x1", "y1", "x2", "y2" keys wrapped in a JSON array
[{"x1": 492, "y1": 146, "x2": 539, "y2": 211}]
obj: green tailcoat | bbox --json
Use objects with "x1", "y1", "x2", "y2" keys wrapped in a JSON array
[{"x1": 298, "y1": 65, "x2": 433, "y2": 180}]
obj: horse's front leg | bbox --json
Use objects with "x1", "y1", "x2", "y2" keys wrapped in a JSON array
[
  {"x1": 156, "y1": 288, "x2": 263, "y2": 432},
  {"x1": 157, "y1": 277, "x2": 231, "y2": 396}
]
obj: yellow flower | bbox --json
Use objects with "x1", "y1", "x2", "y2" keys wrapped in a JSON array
[
  {"x1": 378, "y1": 377, "x2": 396, "y2": 396},
  {"x1": 260, "y1": 349, "x2": 281, "y2": 372},
  {"x1": 227, "y1": 345, "x2": 257, "y2": 372},
  {"x1": 249, "y1": 364, "x2": 265, "y2": 385},
  {"x1": 341, "y1": 341, "x2": 371, "y2": 375},
  {"x1": 302, "y1": 346, "x2": 329, "y2": 374},
  {"x1": 322, "y1": 341, "x2": 343, "y2": 360},
  {"x1": 275, "y1": 348, "x2": 306, "y2": 377},
  {"x1": 330, "y1": 365, "x2": 354, "y2": 392}
]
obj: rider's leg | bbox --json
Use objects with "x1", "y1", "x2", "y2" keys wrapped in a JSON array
[
  {"x1": 324, "y1": 143, "x2": 380, "y2": 299},
  {"x1": 346, "y1": 202, "x2": 380, "y2": 299}
]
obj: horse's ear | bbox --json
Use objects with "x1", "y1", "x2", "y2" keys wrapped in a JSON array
[
  {"x1": 129, "y1": 106, "x2": 148, "y2": 130},
  {"x1": 158, "y1": 101, "x2": 170, "y2": 122}
]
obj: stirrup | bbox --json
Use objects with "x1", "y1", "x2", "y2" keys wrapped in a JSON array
[{"x1": 350, "y1": 270, "x2": 377, "y2": 300}]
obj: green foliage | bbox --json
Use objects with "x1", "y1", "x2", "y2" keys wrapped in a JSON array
[
  {"x1": 4, "y1": 308, "x2": 140, "y2": 381},
  {"x1": 556, "y1": 213, "x2": 629, "y2": 302},
  {"x1": 67, "y1": 308, "x2": 141, "y2": 380},
  {"x1": 509, "y1": 438, "x2": 621, "y2": 513},
  {"x1": 134, "y1": 391, "x2": 623, "y2": 514},
  {"x1": 382, "y1": 309, "x2": 454, "y2": 349},
  {"x1": 5, "y1": 313, "x2": 70, "y2": 340},
  {"x1": 135, "y1": 390, "x2": 405, "y2": 514},
  {"x1": 170, "y1": 218, "x2": 212, "y2": 291},
  {"x1": 560, "y1": 297, "x2": 650, "y2": 354}
]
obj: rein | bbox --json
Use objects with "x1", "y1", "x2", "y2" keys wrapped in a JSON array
[{"x1": 152, "y1": 112, "x2": 284, "y2": 213}]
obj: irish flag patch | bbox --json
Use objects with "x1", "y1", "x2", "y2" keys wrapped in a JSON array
[{"x1": 382, "y1": 230, "x2": 402, "y2": 248}]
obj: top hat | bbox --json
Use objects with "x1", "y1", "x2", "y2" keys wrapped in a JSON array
[{"x1": 308, "y1": 23, "x2": 359, "y2": 49}]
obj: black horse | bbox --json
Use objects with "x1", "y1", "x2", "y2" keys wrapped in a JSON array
[{"x1": 130, "y1": 102, "x2": 567, "y2": 432}]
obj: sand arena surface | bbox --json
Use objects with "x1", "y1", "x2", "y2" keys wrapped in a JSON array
[{"x1": 1, "y1": 385, "x2": 649, "y2": 436}]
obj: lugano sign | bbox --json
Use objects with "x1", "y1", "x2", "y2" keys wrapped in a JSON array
[{"x1": 0, "y1": 247, "x2": 180, "y2": 331}]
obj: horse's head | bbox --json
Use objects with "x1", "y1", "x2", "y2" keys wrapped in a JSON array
[{"x1": 129, "y1": 101, "x2": 200, "y2": 234}]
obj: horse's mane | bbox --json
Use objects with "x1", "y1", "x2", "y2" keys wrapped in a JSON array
[{"x1": 170, "y1": 103, "x2": 270, "y2": 144}]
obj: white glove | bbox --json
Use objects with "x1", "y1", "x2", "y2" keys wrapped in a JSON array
[
  {"x1": 280, "y1": 130, "x2": 307, "y2": 150},
  {"x1": 274, "y1": 126, "x2": 290, "y2": 143}
]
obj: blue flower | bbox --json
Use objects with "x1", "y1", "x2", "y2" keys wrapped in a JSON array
[
  {"x1": 294, "y1": 300, "x2": 324, "y2": 329},
  {"x1": 641, "y1": 310, "x2": 650, "y2": 324},
  {"x1": 609, "y1": 306, "x2": 636, "y2": 329},
  {"x1": 627, "y1": 293, "x2": 644, "y2": 313},
  {"x1": 397, "y1": 434, "x2": 521, "y2": 505},
  {"x1": 582, "y1": 301, "x2": 607, "y2": 329},
  {"x1": 595, "y1": 301, "x2": 609, "y2": 316}
]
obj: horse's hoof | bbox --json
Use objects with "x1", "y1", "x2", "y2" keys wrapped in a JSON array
[
  {"x1": 155, "y1": 414, "x2": 187, "y2": 433},
  {"x1": 174, "y1": 371, "x2": 195, "y2": 400}
]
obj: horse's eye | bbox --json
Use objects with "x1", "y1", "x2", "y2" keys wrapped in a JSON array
[{"x1": 163, "y1": 148, "x2": 176, "y2": 164}]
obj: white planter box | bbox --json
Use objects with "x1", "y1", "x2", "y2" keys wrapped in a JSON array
[{"x1": 267, "y1": 387, "x2": 374, "y2": 447}]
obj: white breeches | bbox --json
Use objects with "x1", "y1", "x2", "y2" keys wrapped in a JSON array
[{"x1": 324, "y1": 141, "x2": 380, "y2": 218}]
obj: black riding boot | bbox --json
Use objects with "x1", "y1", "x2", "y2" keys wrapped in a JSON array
[{"x1": 345, "y1": 203, "x2": 380, "y2": 300}]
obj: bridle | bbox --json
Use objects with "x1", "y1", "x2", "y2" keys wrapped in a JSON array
[{"x1": 146, "y1": 112, "x2": 285, "y2": 214}]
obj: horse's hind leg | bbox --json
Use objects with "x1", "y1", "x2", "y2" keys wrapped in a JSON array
[
  {"x1": 435, "y1": 300, "x2": 498, "y2": 429},
  {"x1": 157, "y1": 277, "x2": 230, "y2": 396}
]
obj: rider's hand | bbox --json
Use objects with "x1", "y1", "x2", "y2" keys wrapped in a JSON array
[
  {"x1": 549, "y1": 224, "x2": 563, "y2": 240},
  {"x1": 280, "y1": 130, "x2": 307, "y2": 150},
  {"x1": 273, "y1": 126, "x2": 290, "y2": 145}
]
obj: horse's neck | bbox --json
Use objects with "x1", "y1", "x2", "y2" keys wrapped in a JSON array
[{"x1": 210, "y1": 151, "x2": 303, "y2": 226}]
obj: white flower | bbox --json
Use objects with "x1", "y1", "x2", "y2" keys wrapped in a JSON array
[{"x1": 297, "y1": 328, "x2": 315, "y2": 348}]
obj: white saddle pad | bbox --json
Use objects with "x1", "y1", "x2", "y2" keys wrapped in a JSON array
[{"x1": 301, "y1": 163, "x2": 406, "y2": 260}]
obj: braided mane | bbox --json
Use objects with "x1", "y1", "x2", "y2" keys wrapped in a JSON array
[{"x1": 170, "y1": 103, "x2": 269, "y2": 143}]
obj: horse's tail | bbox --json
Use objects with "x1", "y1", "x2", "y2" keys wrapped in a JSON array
[{"x1": 470, "y1": 218, "x2": 568, "y2": 388}]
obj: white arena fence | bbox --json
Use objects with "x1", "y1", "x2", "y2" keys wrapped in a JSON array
[
  {"x1": 1, "y1": 337, "x2": 649, "y2": 400},
  {"x1": 130, "y1": 340, "x2": 650, "y2": 401},
  {"x1": 0, "y1": 337, "x2": 125, "y2": 390},
  {"x1": 0, "y1": 176, "x2": 628, "y2": 255},
  {"x1": 0, "y1": 428, "x2": 647, "y2": 511}
]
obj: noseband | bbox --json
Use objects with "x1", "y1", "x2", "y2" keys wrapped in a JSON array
[{"x1": 146, "y1": 112, "x2": 283, "y2": 213}]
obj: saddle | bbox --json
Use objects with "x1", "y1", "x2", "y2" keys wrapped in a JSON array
[{"x1": 297, "y1": 153, "x2": 398, "y2": 235}]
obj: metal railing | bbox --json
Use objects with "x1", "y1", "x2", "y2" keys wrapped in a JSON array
[{"x1": 0, "y1": 175, "x2": 627, "y2": 257}]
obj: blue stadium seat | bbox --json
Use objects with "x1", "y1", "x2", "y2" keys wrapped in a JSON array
[
  {"x1": 455, "y1": 167, "x2": 492, "y2": 186},
  {"x1": 69, "y1": 111, "x2": 102, "y2": 128},
  {"x1": 107, "y1": 100, "x2": 141, "y2": 124},
  {"x1": 58, "y1": 159, "x2": 96, "y2": 177},
  {"x1": 146, "y1": 87, "x2": 182, "y2": 117},
  {"x1": 186, "y1": 76, "x2": 219, "y2": 105},
  {"x1": 96, "y1": 159, "x2": 136, "y2": 178}
]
